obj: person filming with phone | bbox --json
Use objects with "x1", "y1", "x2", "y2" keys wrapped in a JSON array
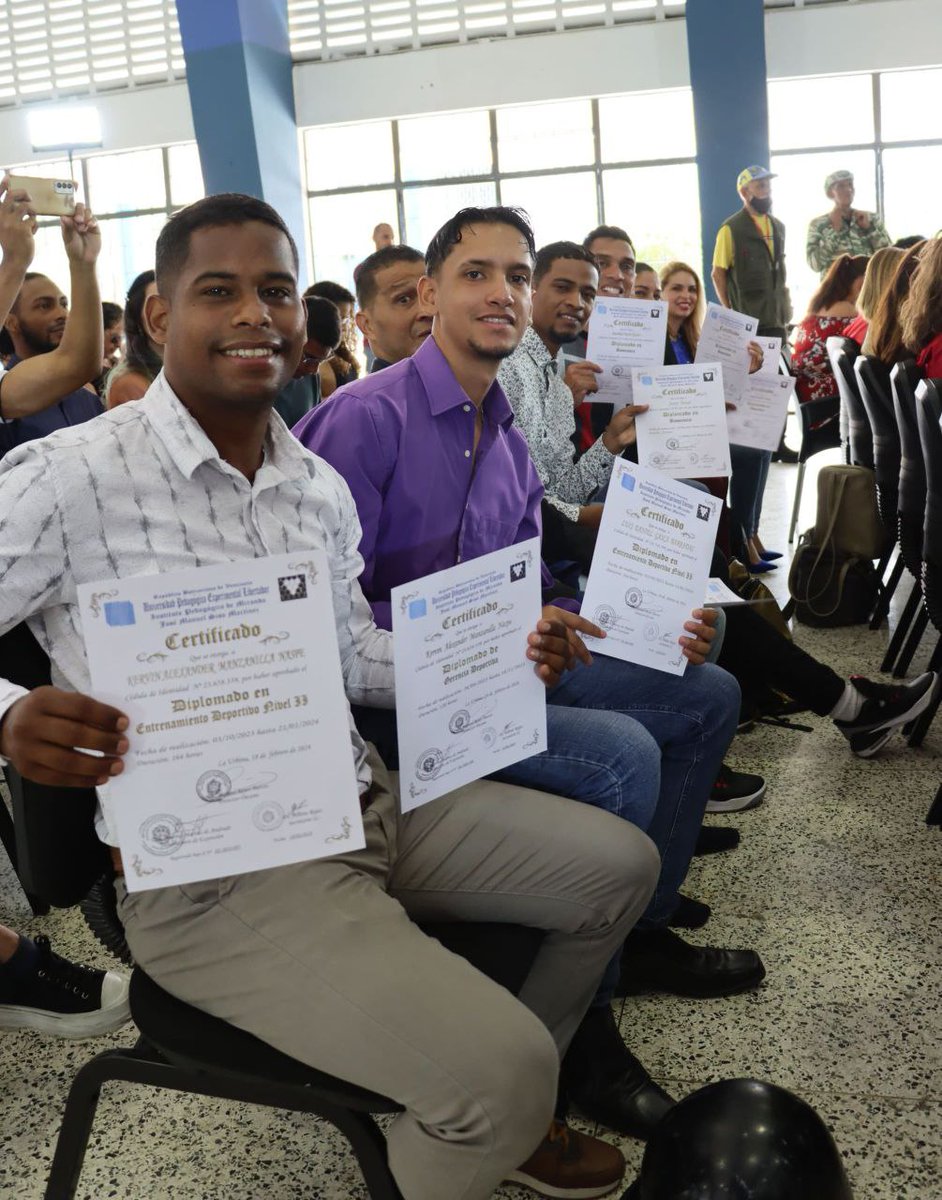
[{"x1": 0, "y1": 173, "x2": 104, "y2": 458}]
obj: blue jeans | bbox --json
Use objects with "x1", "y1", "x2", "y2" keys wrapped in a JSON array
[
  {"x1": 494, "y1": 656, "x2": 740, "y2": 1002},
  {"x1": 729, "y1": 445, "x2": 772, "y2": 558}
]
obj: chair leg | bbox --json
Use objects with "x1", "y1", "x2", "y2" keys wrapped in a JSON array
[
  {"x1": 870, "y1": 553, "x2": 905, "y2": 631},
  {"x1": 926, "y1": 781, "x2": 942, "y2": 826},
  {"x1": 882, "y1": 581, "x2": 922, "y2": 674},
  {"x1": 0, "y1": 793, "x2": 49, "y2": 917},
  {"x1": 893, "y1": 609, "x2": 929, "y2": 679},
  {"x1": 329, "y1": 1108, "x2": 404, "y2": 1200},
  {"x1": 44, "y1": 1051, "x2": 120, "y2": 1199},
  {"x1": 788, "y1": 462, "x2": 806, "y2": 545},
  {"x1": 905, "y1": 635, "x2": 942, "y2": 748}
]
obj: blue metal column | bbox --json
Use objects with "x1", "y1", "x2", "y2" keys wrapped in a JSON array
[
  {"x1": 685, "y1": 0, "x2": 769, "y2": 299},
  {"x1": 175, "y1": 0, "x2": 307, "y2": 283}
]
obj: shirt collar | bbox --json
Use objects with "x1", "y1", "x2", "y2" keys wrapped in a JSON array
[
  {"x1": 142, "y1": 369, "x2": 318, "y2": 485},
  {"x1": 412, "y1": 335, "x2": 514, "y2": 427}
]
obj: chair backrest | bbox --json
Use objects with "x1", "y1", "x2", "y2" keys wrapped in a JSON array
[
  {"x1": 892, "y1": 360, "x2": 927, "y2": 579},
  {"x1": 0, "y1": 624, "x2": 108, "y2": 907},
  {"x1": 916, "y1": 379, "x2": 942, "y2": 575},
  {"x1": 827, "y1": 335, "x2": 873, "y2": 469},
  {"x1": 854, "y1": 355, "x2": 900, "y2": 530}
]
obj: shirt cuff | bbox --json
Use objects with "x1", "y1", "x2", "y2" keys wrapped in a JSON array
[
  {"x1": 0, "y1": 683, "x2": 29, "y2": 767},
  {"x1": 546, "y1": 495, "x2": 581, "y2": 523}
]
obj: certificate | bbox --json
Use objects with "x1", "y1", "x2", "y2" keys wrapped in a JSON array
[
  {"x1": 754, "y1": 335, "x2": 782, "y2": 377},
  {"x1": 79, "y1": 552, "x2": 364, "y2": 892},
  {"x1": 727, "y1": 373, "x2": 794, "y2": 452},
  {"x1": 580, "y1": 460, "x2": 721, "y2": 676},
  {"x1": 695, "y1": 303, "x2": 758, "y2": 407},
  {"x1": 633, "y1": 364, "x2": 731, "y2": 478},
  {"x1": 392, "y1": 539, "x2": 547, "y2": 812},
  {"x1": 585, "y1": 298, "x2": 667, "y2": 410}
]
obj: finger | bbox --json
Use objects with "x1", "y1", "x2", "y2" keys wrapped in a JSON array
[
  {"x1": 41, "y1": 689, "x2": 129, "y2": 732},
  {"x1": 725, "y1": 402, "x2": 737, "y2": 411},
  {"x1": 567, "y1": 633, "x2": 593, "y2": 667},
  {"x1": 583, "y1": 362, "x2": 603, "y2": 374},
  {"x1": 536, "y1": 662, "x2": 563, "y2": 687},
  {"x1": 558, "y1": 612, "x2": 605, "y2": 640},
  {"x1": 681, "y1": 645, "x2": 709, "y2": 666},
  {"x1": 683, "y1": 621, "x2": 715, "y2": 643},
  {"x1": 529, "y1": 634, "x2": 572, "y2": 664},
  {"x1": 691, "y1": 607, "x2": 716, "y2": 626},
  {"x1": 38, "y1": 716, "x2": 129, "y2": 756},
  {"x1": 28, "y1": 744, "x2": 124, "y2": 782},
  {"x1": 17, "y1": 761, "x2": 116, "y2": 789}
]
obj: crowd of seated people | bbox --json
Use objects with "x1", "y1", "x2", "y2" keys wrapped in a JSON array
[{"x1": 0, "y1": 172, "x2": 939, "y2": 1200}]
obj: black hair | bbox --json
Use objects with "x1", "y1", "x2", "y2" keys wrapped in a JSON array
[
  {"x1": 532, "y1": 241, "x2": 598, "y2": 288},
  {"x1": 0, "y1": 271, "x2": 46, "y2": 355},
  {"x1": 155, "y1": 193, "x2": 299, "y2": 293},
  {"x1": 894, "y1": 235, "x2": 927, "y2": 250},
  {"x1": 304, "y1": 280, "x2": 355, "y2": 307},
  {"x1": 582, "y1": 225, "x2": 635, "y2": 254},
  {"x1": 425, "y1": 206, "x2": 536, "y2": 277},
  {"x1": 120, "y1": 269, "x2": 163, "y2": 381},
  {"x1": 355, "y1": 245, "x2": 425, "y2": 309},
  {"x1": 102, "y1": 301, "x2": 124, "y2": 329},
  {"x1": 305, "y1": 295, "x2": 342, "y2": 349},
  {"x1": 634, "y1": 262, "x2": 656, "y2": 275}
]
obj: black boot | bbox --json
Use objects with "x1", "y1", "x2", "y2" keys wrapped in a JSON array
[{"x1": 561, "y1": 1003, "x2": 676, "y2": 1140}]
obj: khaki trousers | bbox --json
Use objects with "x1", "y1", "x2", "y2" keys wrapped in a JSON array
[{"x1": 117, "y1": 749, "x2": 659, "y2": 1200}]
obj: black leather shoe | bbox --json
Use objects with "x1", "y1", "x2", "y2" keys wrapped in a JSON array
[
  {"x1": 562, "y1": 1005, "x2": 676, "y2": 1140},
  {"x1": 667, "y1": 894, "x2": 711, "y2": 929},
  {"x1": 617, "y1": 928, "x2": 766, "y2": 999},
  {"x1": 694, "y1": 825, "x2": 740, "y2": 856}
]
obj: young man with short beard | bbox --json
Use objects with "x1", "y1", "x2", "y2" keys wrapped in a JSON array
[
  {"x1": 0, "y1": 193, "x2": 659, "y2": 1200},
  {"x1": 296, "y1": 208, "x2": 766, "y2": 1154}
]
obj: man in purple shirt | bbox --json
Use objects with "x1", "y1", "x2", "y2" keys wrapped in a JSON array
[{"x1": 295, "y1": 207, "x2": 762, "y2": 1137}]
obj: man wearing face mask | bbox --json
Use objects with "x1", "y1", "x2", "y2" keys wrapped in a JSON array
[{"x1": 711, "y1": 166, "x2": 791, "y2": 346}]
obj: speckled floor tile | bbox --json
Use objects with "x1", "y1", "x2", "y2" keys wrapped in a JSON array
[{"x1": 1, "y1": 456, "x2": 940, "y2": 1198}]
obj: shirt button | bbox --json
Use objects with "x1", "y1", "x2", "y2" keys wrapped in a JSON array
[
  {"x1": 463, "y1": 404, "x2": 471, "y2": 412},
  {"x1": 464, "y1": 449, "x2": 471, "y2": 458}
]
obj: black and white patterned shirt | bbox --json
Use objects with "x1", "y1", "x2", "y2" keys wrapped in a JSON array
[
  {"x1": 0, "y1": 371, "x2": 394, "y2": 844},
  {"x1": 498, "y1": 325, "x2": 614, "y2": 523}
]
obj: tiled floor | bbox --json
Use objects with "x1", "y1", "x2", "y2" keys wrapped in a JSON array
[{"x1": 2, "y1": 440, "x2": 940, "y2": 1199}]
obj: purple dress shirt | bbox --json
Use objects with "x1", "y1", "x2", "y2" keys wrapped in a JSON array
[{"x1": 293, "y1": 336, "x2": 546, "y2": 630}]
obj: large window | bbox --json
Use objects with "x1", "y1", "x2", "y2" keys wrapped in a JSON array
[
  {"x1": 303, "y1": 90, "x2": 700, "y2": 293},
  {"x1": 9, "y1": 142, "x2": 205, "y2": 306}
]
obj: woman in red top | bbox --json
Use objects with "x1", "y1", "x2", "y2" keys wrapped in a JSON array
[
  {"x1": 792, "y1": 254, "x2": 869, "y2": 403},
  {"x1": 902, "y1": 238, "x2": 942, "y2": 377}
]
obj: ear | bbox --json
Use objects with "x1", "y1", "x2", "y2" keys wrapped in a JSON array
[
  {"x1": 3, "y1": 312, "x2": 18, "y2": 337},
  {"x1": 417, "y1": 274, "x2": 437, "y2": 314},
  {"x1": 144, "y1": 291, "x2": 169, "y2": 348},
  {"x1": 355, "y1": 308, "x2": 372, "y2": 341}
]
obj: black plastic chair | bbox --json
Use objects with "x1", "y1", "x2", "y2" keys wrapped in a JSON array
[
  {"x1": 827, "y1": 335, "x2": 873, "y2": 469},
  {"x1": 911, "y1": 379, "x2": 942, "y2": 768},
  {"x1": 885, "y1": 361, "x2": 929, "y2": 675},
  {"x1": 786, "y1": 394, "x2": 842, "y2": 545},
  {"x1": 1, "y1": 626, "x2": 543, "y2": 1199},
  {"x1": 855, "y1": 355, "x2": 905, "y2": 629}
]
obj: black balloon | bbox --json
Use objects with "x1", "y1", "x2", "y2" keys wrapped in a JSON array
[{"x1": 632, "y1": 1078, "x2": 853, "y2": 1199}]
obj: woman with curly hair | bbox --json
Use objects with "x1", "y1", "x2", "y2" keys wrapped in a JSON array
[{"x1": 901, "y1": 238, "x2": 942, "y2": 377}]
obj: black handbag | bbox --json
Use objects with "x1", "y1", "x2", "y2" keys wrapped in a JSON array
[{"x1": 788, "y1": 530, "x2": 879, "y2": 627}]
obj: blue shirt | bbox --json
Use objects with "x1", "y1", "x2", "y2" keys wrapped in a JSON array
[{"x1": 0, "y1": 354, "x2": 103, "y2": 458}]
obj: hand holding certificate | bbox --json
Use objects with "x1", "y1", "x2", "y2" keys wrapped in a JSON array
[
  {"x1": 585, "y1": 298, "x2": 667, "y2": 410},
  {"x1": 392, "y1": 540, "x2": 547, "y2": 811},
  {"x1": 79, "y1": 552, "x2": 365, "y2": 892},
  {"x1": 634, "y1": 364, "x2": 731, "y2": 478},
  {"x1": 695, "y1": 303, "x2": 759, "y2": 407},
  {"x1": 580, "y1": 461, "x2": 721, "y2": 676},
  {"x1": 727, "y1": 373, "x2": 794, "y2": 452}
]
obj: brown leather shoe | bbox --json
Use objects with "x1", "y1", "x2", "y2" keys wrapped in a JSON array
[{"x1": 506, "y1": 1119, "x2": 626, "y2": 1198}]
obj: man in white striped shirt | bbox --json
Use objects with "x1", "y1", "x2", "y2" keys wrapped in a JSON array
[{"x1": 0, "y1": 195, "x2": 657, "y2": 1200}]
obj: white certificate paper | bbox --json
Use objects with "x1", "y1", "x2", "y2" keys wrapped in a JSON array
[
  {"x1": 695, "y1": 303, "x2": 758, "y2": 407},
  {"x1": 585, "y1": 297, "x2": 667, "y2": 410},
  {"x1": 727, "y1": 373, "x2": 794, "y2": 452},
  {"x1": 754, "y1": 335, "x2": 783, "y2": 377},
  {"x1": 79, "y1": 553, "x2": 364, "y2": 892},
  {"x1": 633, "y1": 364, "x2": 731, "y2": 478},
  {"x1": 392, "y1": 540, "x2": 547, "y2": 812},
  {"x1": 581, "y1": 461, "x2": 721, "y2": 676}
]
